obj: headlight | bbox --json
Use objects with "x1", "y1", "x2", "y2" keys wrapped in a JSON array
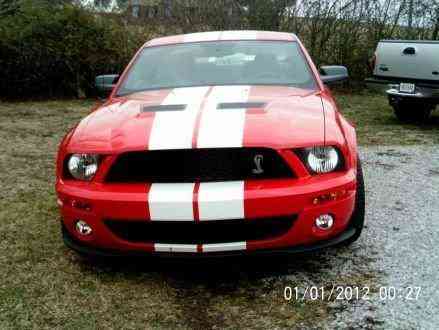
[
  {"x1": 304, "y1": 146, "x2": 340, "y2": 174},
  {"x1": 67, "y1": 154, "x2": 99, "y2": 180}
]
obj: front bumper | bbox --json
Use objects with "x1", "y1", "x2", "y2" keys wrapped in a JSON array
[
  {"x1": 62, "y1": 222, "x2": 357, "y2": 258},
  {"x1": 365, "y1": 77, "x2": 439, "y2": 102},
  {"x1": 56, "y1": 169, "x2": 357, "y2": 257}
]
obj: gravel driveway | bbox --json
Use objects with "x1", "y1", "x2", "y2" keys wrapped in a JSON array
[{"x1": 326, "y1": 145, "x2": 439, "y2": 329}]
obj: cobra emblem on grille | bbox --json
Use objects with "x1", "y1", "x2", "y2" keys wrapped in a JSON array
[{"x1": 252, "y1": 154, "x2": 264, "y2": 174}]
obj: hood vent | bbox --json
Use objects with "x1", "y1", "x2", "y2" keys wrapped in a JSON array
[
  {"x1": 217, "y1": 102, "x2": 266, "y2": 110},
  {"x1": 142, "y1": 104, "x2": 187, "y2": 112}
]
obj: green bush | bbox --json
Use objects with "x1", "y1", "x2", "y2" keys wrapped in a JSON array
[{"x1": 0, "y1": 1, "x2": 152, "y2": 99}]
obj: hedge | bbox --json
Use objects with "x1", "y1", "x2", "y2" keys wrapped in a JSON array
[{"x1": 0, "y1": 1, "x2": 154, "y2": 98}]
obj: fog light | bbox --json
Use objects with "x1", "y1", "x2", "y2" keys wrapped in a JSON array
[
  {"x1": 315, "y1": 214, "x2": 334, "y2": 230},
  {"x1": 75, "y1": 220, "x2": 92, "y2": 236}
]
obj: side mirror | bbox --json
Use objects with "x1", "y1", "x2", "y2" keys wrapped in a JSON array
[
  {"x1": 95, "y1": 74, "x2": 119, "y2": 97},
  {"x1": 319, "y1": 66, "x2": 349, "y2": 85}
]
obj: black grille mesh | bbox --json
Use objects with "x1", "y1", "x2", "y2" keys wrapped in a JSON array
[
  {"x1": 105, "y1": 148, "x2": 294, "y2": 183},
  {"x1": 105, "y1": 216, "x2": 296, "y2": 244}
]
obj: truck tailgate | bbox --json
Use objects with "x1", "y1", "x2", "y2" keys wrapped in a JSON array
[{"x1": 374, "y1": 41, "x2": 439, "y2": 82}]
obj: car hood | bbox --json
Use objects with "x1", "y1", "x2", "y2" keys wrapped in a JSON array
[{"x1": 68, "y1": 86, "x2": 328, "y2": 153}]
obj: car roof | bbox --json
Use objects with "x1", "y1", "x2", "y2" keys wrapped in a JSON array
[{"x1": 145, "y1": 31, "x2": 298, "y2": 47}]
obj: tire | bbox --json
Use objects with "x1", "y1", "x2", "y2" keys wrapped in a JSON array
[
  {"x1": 340, "y1": 156, "x2": 365, "y2": 246},
  {"x1": 392, "y1": 102, "x2": 432, "y2": 123}
]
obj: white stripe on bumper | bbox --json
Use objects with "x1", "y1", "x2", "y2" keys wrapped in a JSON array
[
  {"x1": 196, "y1": 86, "x2": 250, "y2": 148},
  {"x1": 198, "y1": 181, "x2": 244, "y2": 221},
  {"x1": 154, "y1": 244, "x2": 197, "y2": 253},
  {"x1": 202, "y1": 242, "x2": 247, "y2": 253},
  {"x1": 148, "y1": 183, "x2": 195, "y2": 221},
  {"x1": 148, "y1": 87, "x2": 209, "y2": 150}
]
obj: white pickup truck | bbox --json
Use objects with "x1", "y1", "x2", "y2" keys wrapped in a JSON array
[{"x1": 366, "y1": 40, "x2": 439, "y2": 122}]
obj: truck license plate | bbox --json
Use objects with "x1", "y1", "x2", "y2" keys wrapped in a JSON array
[{"x1": 399, "y1": 83, "x2": 415, "y2": 94}]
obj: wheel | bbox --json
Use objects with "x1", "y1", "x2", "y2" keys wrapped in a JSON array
[
  {"x1": 392, "y1": 102, "x2": 432, "y2": 123},
  {"x1": 340, "y1": 156, "x2": 365, "y2": 246}
]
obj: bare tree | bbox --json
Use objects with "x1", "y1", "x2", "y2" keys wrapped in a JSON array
[{"x1": 433, "y1": 6, "x2": 439, "y2": 39}]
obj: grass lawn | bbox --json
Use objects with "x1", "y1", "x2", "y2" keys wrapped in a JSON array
[
  {"x1": 0, "y1": 92, "x2": 436, "y2": 329},
  {"x1": 335, "y1": 91, "x2": 439, "y2": 145}
]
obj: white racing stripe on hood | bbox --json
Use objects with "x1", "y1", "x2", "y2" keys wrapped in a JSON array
[
  {"x1": 148, "y1": 183, "x2": 195, "y2": 221},
  {"x1": 198, "y1": 181, "x2": 245, "y2": 221},
  {"x1": 197, "y1": 86, "x2": 250, "y2": 148},
  {"x1": 148, "y1": 87, "x2": 209, "y2": 150}
]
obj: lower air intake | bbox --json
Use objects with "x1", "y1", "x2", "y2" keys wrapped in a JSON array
[{"x1": 105, "y1": 216, "x2": 296, "y2": 245}]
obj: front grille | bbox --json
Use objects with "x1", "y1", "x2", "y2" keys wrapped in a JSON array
[
  {"x1": 105, "y1": 216, "x2": 296, "y2": 244},
  {"x1": 105, "y1": 148, "x2": 294, "y2": 183}
]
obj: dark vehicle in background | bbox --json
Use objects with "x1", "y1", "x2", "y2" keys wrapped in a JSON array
[{"x1": 367, "y1": 40, "x2": 439, "y2": 122}]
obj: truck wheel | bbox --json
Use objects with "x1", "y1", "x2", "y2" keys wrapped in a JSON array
[
  {"x1": 339, "y1": 157, "x2": 365, "y2": 246},
  {"x1": 392, "y1": 103, "x2": 432, "y2": 123}
]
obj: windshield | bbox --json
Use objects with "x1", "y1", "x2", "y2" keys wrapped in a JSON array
[{"x1": 117, "y1": 41, "x2": 317, "y2": 96}]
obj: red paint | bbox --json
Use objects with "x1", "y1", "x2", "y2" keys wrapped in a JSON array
[
  {"x1": 145, "y1": 183, "x2": 152, "y2": 221},
  {"x1": 56, "y1": 31, "x2": 359, "y2": 255},
  {"x1": 193, "y1": 182, "x2": 201, "y2": 222},
  {"x1": 192, "y1": 86, "x2": 213, "y2": 148}
]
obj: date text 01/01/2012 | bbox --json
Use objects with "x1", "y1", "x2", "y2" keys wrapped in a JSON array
[{"x1": 284, "y1": 286, "x2": 422, "y2": 301}]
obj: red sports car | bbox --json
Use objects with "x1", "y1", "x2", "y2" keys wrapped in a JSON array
[{"x1": 56, "y1": 31, "x2": 365, "y2": 257}]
